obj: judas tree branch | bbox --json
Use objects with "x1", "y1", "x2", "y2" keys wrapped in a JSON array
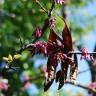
[
  {"x1": 70, "y1": 51, "x2": 96, "y2": 55},
  {"x1": 35, "y1": 0, "x2": 48, "y2": 14},
  {"x1": 17, "y1": 44, "x2": 96, "y2": 54},
  {"x1": 65, "y1": 81, "x2": 94, "y2": 92},
  {"x1": 25, "y1": 75, "x2": 95, "y2": 93},
  {"x1": 48, "y1": 2, "x2": 55, "y2": 17},
  {"x1": 77, "y1": 68, "x2": 89, "y2": 75}
]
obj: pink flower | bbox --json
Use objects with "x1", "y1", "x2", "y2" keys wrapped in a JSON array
[
  {"x1": 0, "y1": 78, "x2": 9, "y2": 90},
  {"x1": 34, "y1": 41, "x2": 47, "y2": 55},
  {"x1": 54, "y1": 0, "x2": 66, "y2": 5},
  {"x1": 32, "y1": 27, "x2": 43, "y2": 38},
  {"x1": 80, "y1": 47, "x2": 90, "y2": 60},
  {"x1": 89, "y1": 82, "x2": 96, "y2": 90}
]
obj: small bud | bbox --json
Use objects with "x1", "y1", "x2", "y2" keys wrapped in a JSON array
[
  {"x1": 80, "y1": 47, "x2": 90, "y2": 60},
  {"x1": 32, "y1": 27, "x2": 43, "y2": 38}
]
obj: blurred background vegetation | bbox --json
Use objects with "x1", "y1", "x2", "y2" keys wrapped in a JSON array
[{"x1": 0, "y1": 0, "x2": 96, "y2": 96}]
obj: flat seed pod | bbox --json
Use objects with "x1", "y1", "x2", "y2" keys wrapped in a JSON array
[
  {"x1": 56, "y1": 70, "x2": 61, "y2": 83},
  {"x1": 62, "y1": 21, "x2": 73, "y2": 53},
  {"x1": 58, "y1": 61, "x2": 68, "y2": 90},
  {"x1": 44, "y1": 54, "x2": 58, "y2": 91},
  {"x1": 70, "y1": 54, "x2": 78, "y2": 83}
]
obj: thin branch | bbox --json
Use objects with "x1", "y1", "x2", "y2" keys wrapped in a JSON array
[
  {"x1": 77, "y1": 68, "x2": 90, "y2": 75},
  {"x1": 65, "y1": 81, "x2": 94, "y2": 92},
  {"x1": 17, "y1": 43, "x2": 34, "y2": 53},
  {"x1": 18, "y1": 33, "x2": 24, "y2": 48},
  {"x1": 23, "y1": 75, "x2": 95, "y2": 93},
  {"x1": 70, "y1": 51, "x2": 96, "y2": 55},
  {"x1": 35, "y1": 0, "x2": 48, "y2": 14},
  {"x1": 48, "y1": 2, "x2": 55, "y2": 17},
  {"x1": 17, "y1": 43, "x2": 96, "y2": 54}
]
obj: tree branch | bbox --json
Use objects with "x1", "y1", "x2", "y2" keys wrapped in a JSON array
[
  {"x1": 24, "y1": 75, "x2": 95, "y2": 93},
  {"x1": 17, "y1": 43, "x2": 96, "y2": 55},
  {"x1": 65, "y1": 81, "x2": 94, "y2": 92},
  {"x1": 35, "y1": 0, "x2": 48, "y2": 14},
  {"x1": 77, "y1": 68, "x2": 89, "y2": 75},
  {"x1": 48, "y1": 2, "x2": 55, "y2": 17}
]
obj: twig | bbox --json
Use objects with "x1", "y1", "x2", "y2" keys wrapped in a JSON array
[
  {"x1": 70, "y1": 51, "x2": 96, "y2": 55},
  {"x1": 48, "y1": 2, "x2": 55, "y2": 17},
  {"x1": 17, "y1": 43, "x2": 34, "y2": 53},
  {"x1": 22, "y1": 74, "x2": 95, "y2": 92},
  {"x1": 65, "y1": 81, "x2": 94, "y2": 92},
  {"x1": 17, "y1": 43, "x2": 96, "y2": 54},
  {"x1": 35, "y1": 0, "x2": 48, "y2": 14},
  {"x1": 18, "y1": 33, "x2": 24, "y2": 48},
  {"x1": 77, "y1": 68, "x2": 90, "y2": 75}
]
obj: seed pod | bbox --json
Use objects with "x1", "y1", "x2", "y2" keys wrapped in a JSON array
[
  {"x1": 56, "y1": 70, "x2": 61, "y2": 83},
  {"x1": 44, "y1": 55, "x2": 58, "y2": 91},
  {"x1": 58, "y1": 61, "x2": 68, "y2": 90},
  {"x1": 70, "y1": 54, "x2": 78, "y2": 83}
]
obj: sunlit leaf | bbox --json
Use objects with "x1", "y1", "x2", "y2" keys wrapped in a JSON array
[
  {"x1": 13, "y1": 54, "x2": 21, "y2": 59},
  {"x1": 3, "y1": 57, "x2": 8, "y2": 62},
  {"x1": 8, "y1": 54, "x2": 13, "y2": 62}
]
